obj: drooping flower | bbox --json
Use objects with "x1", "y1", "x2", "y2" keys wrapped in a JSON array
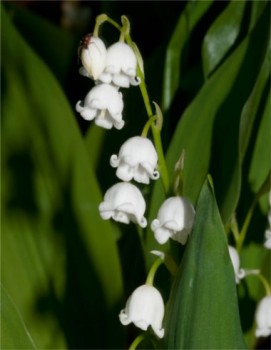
[
  {"x1": 119, "y1": 284, "x2": 165, "y2": 338},
  {"x1": 255, "y1": 295, "x2": 271, "y2": 337},
  {"x1": 80, "y1": 35, "x2": 107, "y2": 80},
  {"x1": 75, "y1": 84, "x2": 124, "y2": 129},
  {"x1": 110, "y1": 136, "x2": 159, "y2": 184},
  {"x1": 151, "y1": 196, "x2": 195, "y2": 245},
  {"x1": 228, "y1": 245, "x2": 246, "y2": 284},
  {"x1": 99, "y1": 182, "x2": 147, "y2": 227},
  {"x1": 99, "y1": 42, "x2": 140, "y2": 88}
]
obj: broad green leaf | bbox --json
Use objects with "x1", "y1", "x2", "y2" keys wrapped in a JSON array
[
  {"x1": 249, "y1": 0, "x2": 269, "y2": 31},
  {"x1": 1, "y1": 284, "x2": 36, "y2": 349},
  {"x1": 249, "y1": 90, "x2": 271, "y2": 197},
  {"x1": 1, "y1": 6, "x2": 123, "y2": 349},
  {"x1": 145, "y1": 1, "x2": 269, "y2": 268},
  {"x1": 202, "y1": 1, "x2": 246, "y2": 78},
  {"x1": 162, "y1": 0, "x2": 213, "y2": 112},
  {"x1": 146, "y1": 3, "x2": 268, "y2": 265},
  {"x1": 165, "y1": 177, "x2": 246, "y2": 349},
  {"x1": 220, "y1": 46, "x2": 270, "y2": 222},
  {"x1": 168, "y1": 4, "x2": 269, "y2": 212}
]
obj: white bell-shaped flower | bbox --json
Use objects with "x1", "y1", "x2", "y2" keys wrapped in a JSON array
[
  {"x1": 99, "y1": 182, "x2": 147, "y2": 227},
  {"x1": 99, "y1": 42, "x2": 140, "y2": 88},
  {"x1": 264, "y1": 228, "x2": 271, "y2": 249},
  {"x1": 228, "y1": 246, "x2": 246, "y2": 284},
  {"x1": 75, "y1": 84, "x2": 124, "y2": 130},
  {"x1": 119, "y1": 284, "x2": 165, "y2": 338},
  {"x1": 255, "y1": 295, "x2": 271, "y2": 337},
  {"x1": 151, "y1": 196, "x2": 195, "y2": 245},
  {"x1": 80, "y1": 36, "x2": 107, "y2": 80},
  {"x1": 110, "y1": 136, "x2": 159, "y2": 184}
]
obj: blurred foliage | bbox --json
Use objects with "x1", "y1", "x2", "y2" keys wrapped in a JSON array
[{"x1": 1, "y1": 1, "x2": 270, "y2": 349}]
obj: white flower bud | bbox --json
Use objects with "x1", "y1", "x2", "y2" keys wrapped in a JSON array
[
  {"x1": 151, "y1": 196, "x2": 195, "y2": 245},
  {"x1": 99, "y1": 182, "x2": 147, "y2": 227},
  {"x1": 110, "y1": 136, "x2": 159, "y2": 184},
  {"x1": 99, "y1": 42, "x2": 140, "y2": 88},
  {"x1": 75, "y1": 84, "x2": 124, "y2": 130},
  {"x1": 228, "y1": 246, "x2": 246, "y2": 284},
  {"x1": 119, "y1": 284, "x2": 165, "y2": 338},
  {"x1": 80, "y1": 36, "x2": 107, "y2": 80},
  {"x1": 255, "y1": 296, "x2": 271, "y2": 337}
]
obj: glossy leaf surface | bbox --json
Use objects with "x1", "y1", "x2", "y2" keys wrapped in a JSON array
[
  {"x1": 162, "y1": 0, "x2": 213, "y2": 111},
  {"x1": 165, "y1": 178, "x2": 246, "y2": 349},
  {"x1": 202, "y1": 1, "x2": 246, "y2": 78}
]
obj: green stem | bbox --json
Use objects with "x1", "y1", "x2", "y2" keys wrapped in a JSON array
[
  {"x1": 93, "y1": 14, "x2": 108, "y2": 37},
  {"x1": 131, "y1": 49, "x2": 169, "y2": 193},
  {"x1": 237, "y1": 199, "x2": 257, "y2": 253},
  {"x1": 253, "y1": 273, "x2": 271, "y2": 296},
  {"x1": 128, "y1": 334, "x2": 145, "y2": 350},
  {"x1": 104, "y1": 17, "x2": 122, "y2": 31},
  {"x1": 99, "y1": 15, "x2": 170, "y2": 194},
  {"x1": 151, "y1": 250, "x2": 179, "y2": 276},
  {"x1": 120, "y1": 15, "x2": 130, "y2": 42},
  {"x1": 237, "y1": 171, "x2": 271, "y2": 252},
  {"x1": 141, "y1": 116, "x2": 157, "y2": 138},
  {"x1": 146, "y1": 258, "x2": 163, "y2": 286},
  {"x1": 230, "y1": 214, "x2": 240, "y2": 243}
]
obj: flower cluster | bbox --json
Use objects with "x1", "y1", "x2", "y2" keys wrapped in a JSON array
[
  {"x1": 76, "y1": 35, "x2": 140, "y2": 130},
  {"x1": 75, "y1": 15, "x2": 271, "y2": 346},
  {"x1": 75, "y1": 19, "x2": 196, "y2": 341}
]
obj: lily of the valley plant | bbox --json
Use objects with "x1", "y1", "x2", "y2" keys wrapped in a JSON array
[{"x1": 75, "y1": 12, "x2": 271, "y2": 349}]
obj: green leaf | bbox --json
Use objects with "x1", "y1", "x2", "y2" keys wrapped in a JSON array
[
  {"x1": 145, "y1": 2, "x2": 269, "y2": 268},
  {"x1": 1, "y1": 284, "x2": 36, "y2": 349},
  {"x1": 249, "y1": 0, "x2": 269, "y2": 31},
  {"x1": 1, "y1": 6, "x2": 123, "y2": 349},
  {"x1": 162, "y1": 0, "x2": 213, "y2": 112},
  {"x1": 165, "y1": 177, "x2": 246, "y2": 349},
  {"x1": 220, "y1": 45, "x2": 270, "y2": 222},
  {"x1": 249, "y1": 90, "x2": 271, "y2": 197},
  {"x1": 202, "y1": 1, "x2": 246, "y2": 78},
  {"x1": 169, "y1": 3, "x2": 269, "y2": 211}
]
